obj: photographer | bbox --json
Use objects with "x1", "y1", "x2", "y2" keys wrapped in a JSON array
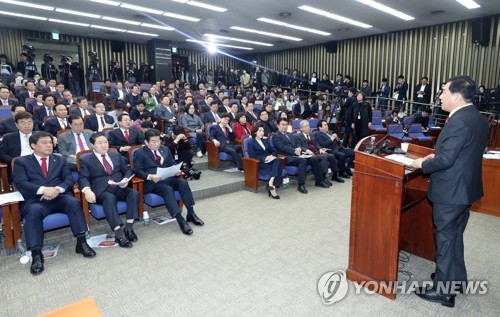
[
  {"x1": 18, "y1": 46, "x2": 37, "y2": 79},
  {"x1": 138, "y1": 62, "x2": 150, "y2": 83},
  {"x1": 41, "y1": 54, "x2": 58, "y2": 80},
  {"x1": 109, "y1": 60, "x2": 123, "y2": 82},
  {"x1": 59, "y1": 55, "x2": 81, "y2": 97},
  {"x1": 163, "y1": 125, "x2": 201, "y2": 180},
  {"x1": 87, "y1": 51, "x2": 102, "y2": 82},
  {"x1": 126, "y1": 60, "x2": 137, "y2": 82}
]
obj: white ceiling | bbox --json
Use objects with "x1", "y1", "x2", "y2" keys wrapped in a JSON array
[{"x1": 1, "y1": 0, "x2": 499, "y2": 53}]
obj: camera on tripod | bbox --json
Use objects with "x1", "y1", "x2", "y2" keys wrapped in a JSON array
[
  {"x1": 110, "y1": 59, "x2": 118, "y2": 67},
  {"x1": 22, "y1": 45, "x2": 36, "y2": 61},
  {"x1": 88, "y1": 51, "x2": 99, "y2": 63},
  {"x1": 60, "y1": 54, "x2": 69, "y2": 63},
  {"x1": 43, "y1": 53, "x2": 53, "y2": 63}
]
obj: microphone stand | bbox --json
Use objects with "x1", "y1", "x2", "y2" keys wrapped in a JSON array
[{"x1": 368, "y1": 114, "x2": 416, "y2": 154}]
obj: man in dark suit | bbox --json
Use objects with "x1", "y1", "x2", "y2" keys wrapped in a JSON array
[
  {"x1": 314, "y1": 119, "x2": 354, "y2": 176},
  {"x1": 79, "y1": 132, "x2": 140, "y2": 248},
  {"x1": 0, "y1": 104, "x2": 34, "y2": 137},
  {"x1": 414, "y1": 76, "x2": 432, "y2": 113},
  {"x1": 69, "y1": 97, "x2": 94, "y2": 120},
  {"x1": 202, "y1": 101, "x2": 221, "y2": 125},
  {"x1": 411, "y1": 107, "x2": 432, "y2": 132},
  {"x1": 43, "y1": 103, "x2": 69, "y2": 137},
  {"x1": 58, "y1": 115, "x2": 92, "y2": 171},
  {"x1": 411, "y1": 76, "x2": 489, "y2": 307},
  {"x1": 53, "y1": 83, "x2": 65, "y2": 103},
  {"x1": 41, "y1": 79, "x2": 58, "y2": 94},
  {"x1": 293, "y1": 96, "x2": 312, "y2": 119},
  {"x1": 377, "y1": 78, "x2": 391, "y2": 109},
  {"x1": 108, "y1": 113, "x2": 143, "y2": 163},
  {"x1": 33, "y1": 94, "x2": 55, "y2": 129},
  {"x1": 273, "y1": 118, "x2": 328, "y2": 194},
  {"x1": 208, "y1": 114, "x2": 243, "y2": 171},
  {"x1": 245, "y1": 101, "x2": 259, "y2": 124},
  {"x1": 340, "y1": 87, "x2": 357, "y2": 148},
  {"x1": 12, "y1": 131, "x2": 96, "y2": 275},
  {"x1": 84, "y1": 102, "x2": 114, "y2": 132},
  {"x1": 18, "y1": 81, "x2": 37, "y2": 105},
  {"x1": 394, "y1": 75, "x2": 408, "y2": 111},
  {"x1": 0, "y1": 86, "x2": 17, "y2": 106},
  {"x1": 133, "y1": 129, "x2": 203, "y2": 235},
  {"x1": 198, "y1": 95, "x2": 213, "y2": 114},
  {"x1": 124, "y1": 84, "x2": 140, "y2": 109}
]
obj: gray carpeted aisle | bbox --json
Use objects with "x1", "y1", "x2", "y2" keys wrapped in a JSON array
[{"x1": 1, "y1": 177, "x2": 499, "y2": 316}]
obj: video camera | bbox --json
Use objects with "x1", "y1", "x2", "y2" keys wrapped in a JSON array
[
  {"x1": 60, "y1": 54, "x2": 69, "y2": 64},
  {"x1": 110, "y1": 59, "x2": 118, "y2": 67},
  {"x1": 88, "y1": 51, "x2": 99, "y2": 63},
  {"x1": 22, "y1": 45, "x2": 35, "y2": 62},
  {"x1": 43, "y1": 53, "x2": 53, "y2": 63},
  {"x1": 127, "y1": 59, "x2": 135, "y2": 68}
]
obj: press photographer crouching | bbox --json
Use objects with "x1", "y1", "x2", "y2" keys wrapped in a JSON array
[{"x1": 163, "y1": 125, "x2": 201, "y2": 180}]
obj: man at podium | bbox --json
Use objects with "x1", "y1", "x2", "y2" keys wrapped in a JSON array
[{"x1": 412, "y1": 76, "x2": 489, "y2": 307}]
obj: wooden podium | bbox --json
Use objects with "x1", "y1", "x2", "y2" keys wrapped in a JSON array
[{"x1": 346, "y1": 135, "x2": 436, "y2": 300}]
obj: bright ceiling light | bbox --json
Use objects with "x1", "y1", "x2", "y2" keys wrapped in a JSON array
[
  {"x1": 90, "y1": 25, "x2": 126, "y2": 32},
  {"x1": 89, "y1": 0, "x2": 120, "y2": 6},
  {"x1": 127, "y1": 30, "x2": 159, "y2": 36},
  {"x1": 163, "y1": 11, "x2": 200, "y2": 21},
  {"x1": 456, "y1": 0, "x2": 481, "y2": 9},
  {"x1": 298, "y1": 5, "x2": 372, "y2": 28},
  {"x1": 207, "y1": 43, "x2": 218, "y2": 54},
  {"x1": 204, "y1": 34, "x2": 273, "y2": 46},
  {"x1": 172, "y1": 0, "x2": 189, "y2": 3},
  {"x1": 141, "y1": 23, "x2": 175, "y2": 31},
  {"x1": 0, "y1": 11, "x2": 47, "y2": 20},
  {"x1": 356, "y1": 0, "x2": 414, "y2": 21},
  {"x1": 49, "y1": 19, "x2": 90, "y2": 27},
  {"x1": 0, "y1": 0, "x2": 53, "y2": 10},
  {"x1": 230, "y1": 26, "x2": 302, "y2": 41},
  {"x1": 102, "y1": 16, "x2": 141, "y2": 25},
  {"x1": 186, "y1": 1, "x2": 227, "y2": 12},
  {"x1": 186, "y1": 39, "x2": 253, "y2": 50},
  {"x1": 120, "y1": 3, "x2": 163, "y2": 14},
  {"x1": 257, "y1": 17, "x2": 331, "y2": 36},
  {"x1": 55, "y1": 8, "x2": 101, "y2": 19}
]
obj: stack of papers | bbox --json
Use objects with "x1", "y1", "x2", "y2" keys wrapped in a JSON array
[{"x1": 385, "y1": 154, "x2": 414, "y2": 166}]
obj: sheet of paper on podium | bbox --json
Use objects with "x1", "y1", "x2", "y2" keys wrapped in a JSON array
[{"x1": 157, "y1": 162, "x2": 183, "y2": 180}]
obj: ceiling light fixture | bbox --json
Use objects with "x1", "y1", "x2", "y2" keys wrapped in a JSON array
[
  {"x1": 456, "y1": 0, "x2": 481, "y2": 9},
  {"x1": 185, "y1": 1, "x2": 227, "y2": 12},
  {"x1": 120, "y1": 3, "x2": 163, "y2": 15},
  {"x1": 90, "y1": 25, "x2": 126, "y2": 32},
  {"x1": 186, "y1": 39, "x2": 253, "y2": 50},
  {"x1": 356, "y1": 0, "x2": 414, "y2": 21},
  {"x1": 0, "y1": 0, "x2": 53, "y2": 11},
  {"x1": 127, "y1": 30, "x2": 159, "y2": 36},
  {"x1": 49, "y1": 19, "x2": 90, "y2": 27},
  {"x1": 88, "y1": 0, "x2": 120, "y2": 6},
  {"x1": 230, "y1": 26, "x2": 302, "y2": 41},
  {"x1": 141, "y1": 23, "x2": 175, "y2": 31},
  {"x1": 163, "y1": 11, "x2": 200, "y2": 21},
  {"x1": 257, "y1": 17, "x2": 331, "y2": 36},
  {"x1": 298, "y1": 5, "x2": 372, "y2": 28},
  {"x1": 203, "y1": 34, "x2": 274, "y2": 46},
  {"x1": 102, "y1": 16, "x2": 141, "y2": 25},
  {"x1": 0, "y1": 10, "x2": 47, "y2": 20},
  {"x1": 55, "y1": 8, "x2": 101, "y2": 19}
]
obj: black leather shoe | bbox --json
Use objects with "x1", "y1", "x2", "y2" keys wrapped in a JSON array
[
  {"x1": 332, "y1": 175, "x2": 345, "y2": 183},
  {"x1": 340, "y1": 171, "x2": 351, "y2": 179},
  {"x1": 315, "y1": 181, "x2": 330, "y2": 188},
  {"x1": 179, "y1": 220, "x2": 193, "y2": 235},
  {"x1": 115, "y1": 236, "x2": 133, "y2": 248},
  {"x1": 297, "y1": 185, "x2": 308, "y2": 194},
  {"x1": 75, "y1": 242, "x2": 97, "y2": 257},
  {"x1": 345, "y1": 168, "x2": 353, "y2": 176},
  {"x1": 186, "y1": 213, "x2": 204, "y2": 226},
  {"x1": 30, "y1": 254, "x2": 44, "y2": 275},
  {"x1": 323, "y1": 179, "x2": 333, "y2": 186},
  {"x1": 416, "y1": 287, "x2": 455, "y2": 307},
  {"x1": 124, "y1": 229, "x2": 138, "y2": 242},
  {"x1": 430, "y1": 273, "x2": 464, "y2": 294}
]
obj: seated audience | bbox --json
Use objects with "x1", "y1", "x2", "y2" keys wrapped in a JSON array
[
  {"x1": 108, "y1": 113, "x2": 143, "y2": 163},
  {"x1": 314, "y1": 119, "x2": 354, "y2": 174},
  {"x1": 58, "y1": 115, "x2": 92, "y2": 171},
  {"x1": 164, "y1": 125, "x2": 201, "y2": 180},
  {"x1": 181, "y1": 103, "x2": 205, "y2": 157},
  {"x1": 84, "y1": 102, "x2": 115, "y2": 132},
  {"x1": 0, "y1": 104, "x2": 39, "y2": 137},
  {"x1": 234, "y1": 113, "x2": 253, "y2": 140},
  {"x1": 43, "y1": 103, "x2": 69, "y2": 137},
  {"x1": 202, "y1": 101, "x2": 221, "y2": 124},
  {"x1": 208, "y1": 113, "x2": 243, "y2": 171}
]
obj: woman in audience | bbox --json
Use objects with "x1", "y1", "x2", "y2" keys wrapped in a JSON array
[
  {"x1": 141, "y1": 90, "x2": 156, "y2": 112},
  {"x1": 181, "y1": 103, "x2": 205, "y2": 158},
  {"x1": 351, "y1": 92, "x2": 372, "y2": 146},
  {"x1": 247, "y1": 123, "x2": 283, "y2": 199},
  {"x1": 234, "y1": 112, "x2": 252, "y2": 140}
]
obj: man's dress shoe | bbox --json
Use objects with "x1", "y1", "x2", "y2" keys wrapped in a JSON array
[
  {"x1": 340, "y1": 171, "x2": 351, "y2": 179},
  {"x1": 315, "y1": 181, "x2": 330, "y2": 188},
  {"x1": 323, "y1": 179, "x2": 333, "y2": 186},
  {"x1": 30, "y1": 254, "x2": 44, "y2": 275},
  {"x1": 332, "y1": 175, "x2": 345, "y2": 183},
  {"x1": 115, "y1": 236, "x2": 133, "y2": 248},
  {"x1": 297, "y1": 185, "x2": 308, "y2": 194},
  {"x1": 75, "y1": 242, "x2": 97, "y2": 257},
  {"x1": 124, "y1": 229, "x2": 138, "y2": 242},
  {"x1": 416, "y1": 287, "x2": 455, "y2": 308},
  {"x1": 430, "y1": 273, "x2": 464, "y2": 294},
  {"x1": 186, "y1": 213, "x2": 204, "y2": 226},
  {"x1": 179, "y1": 220, "x2": 193, "y2": 235}
]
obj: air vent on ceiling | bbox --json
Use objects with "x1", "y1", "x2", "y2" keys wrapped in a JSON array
[
  {"x1": 430, "y1": 10, "x2": 445, "y2": 15},
  {"x1": 104, "y1": 31, "x2": 117, "y2": 35},
  {"x1": 133, "y1": 14, "x2": 148, "y2": 19},
  {"x1": 219, "y1": 29, "x2": 229, "y2": 33},
  {"x1": 279, "y1": 12, "x2": 291, "y2": 17}
]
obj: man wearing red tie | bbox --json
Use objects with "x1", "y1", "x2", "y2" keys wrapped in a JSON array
[
  {"x1": 57, "y1": 115, "x2": 93, "y2": 171},
  {"x1": 108, "y1": 113, "x2": 143, "y2": 164},
  {"x1": 13, "y1": 131, "x2": 96, "y2": 275},
  {"x1": 202, "y1": 101, "x2": 222, "y2": 125},
  {"x1": 133, "y1": 129, "x2": 203, "y2": 235},
  {"x1": 208, "y1": 113, "x2": 243, "y2": 171}
]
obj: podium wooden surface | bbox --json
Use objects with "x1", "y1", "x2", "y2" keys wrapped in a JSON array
[
  {"x1": 346, "y1": 135, "x2": 436, "y2": 300},
  {"x1": 472, "y1": 156, "x2": 500, "y2": 217}
]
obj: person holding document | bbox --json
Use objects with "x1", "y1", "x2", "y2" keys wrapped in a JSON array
[
  {"x1": 133, "y1": 129, "x2": 202, "y2": 235},
  {"x1": 79, "y1": 132, "x2": 140, "y2": 248}
]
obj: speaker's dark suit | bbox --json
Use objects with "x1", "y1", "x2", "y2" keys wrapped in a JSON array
[
  {"x1": 246, "y1": 138, "x2": 283, "y2": 187},
  {"x1": 421, "y1": 105, "x2": 489, "y2": 291},
  {"x1": 12, "y1": 154, "x2": 87, "y2": 248},
  {"x1": 78, "y1": 151, "x2": 139, "y2": 230},
  {"x1": 84, "y1": 113, "x2": 114, "y2": 132},
  {"x1": 313, "y1": 131, "x2": 354, "y2": 170},
  {"x1": 108, "y1": 128, "x2": 143, "y2": 163},
  {"x1": 209, "y1": 124, "x2": 243, "y2": 169},
  {"x1": 132, "y1": 145, "x2": 195, "y2": 217},
  {"x1": 43, "y1": 117, "x2": 69, "y2": 136}
]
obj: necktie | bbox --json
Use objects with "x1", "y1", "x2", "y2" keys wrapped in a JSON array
[
  {"x1": 100, "y1": 116, "x2": 105, "y2": 128},
  {"x1": 77, "y1": 133, "x2": 85, "y2": 152},
  {"x1": 215, "y1": 113, "x2": 220, "y2": 123},
  {"x1": 41, "y1": 157, "x2": 48, "y2": 177},
  {"x1": 60, "y1": 119, "x2": 65, "y2": 129},
  {"x1": 29, "y1": 92, "x2": 33, "y2": 98},
  {"x1": 222, "y1": 126, "x2": 227, "y2": 137},
  {"x1": 48, "y1": 107, "x2": 53, "y2": 116},
  {"x1": 154, "y1": 150, "x2": 162, "y2": 164},
  {"x1": 124, "y1": 130, "x2": 130, "y2": 143},
  {"x1": 101, "y1": 155, "x2": 113, "y2": 175}
]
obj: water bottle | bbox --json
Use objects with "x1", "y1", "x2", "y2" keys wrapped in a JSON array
[
  {"x1": 143, "y1": 211, "x2": 150, "y2": 225},
  {"x1": 17, "y1": 239, "x2": 30, "y2": 264},
  {"x1": 370, "y1": 136, "x2": 376, "y2": 147}
]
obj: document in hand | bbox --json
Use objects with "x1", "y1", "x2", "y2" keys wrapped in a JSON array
[
  {"x1": 108, "y1": 174, "x2": 135, "y2": 187},
  {"x1": 157, "y1": 162, "x2": 183, "y2": 180}
]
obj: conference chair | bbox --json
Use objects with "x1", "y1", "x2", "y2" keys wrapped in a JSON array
[
  {"x1": 370, "y1": 117, "x2": 387, "y2": 134},
  {"x1": 386, "y1": 124, "x2": 412, "y2": 142},
  {"x1": 408, "y1": 123, "x2": 434, "y2": 148},
  {"x1": 268, "y1": 134, "x2": 312, "y2": 178}
]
